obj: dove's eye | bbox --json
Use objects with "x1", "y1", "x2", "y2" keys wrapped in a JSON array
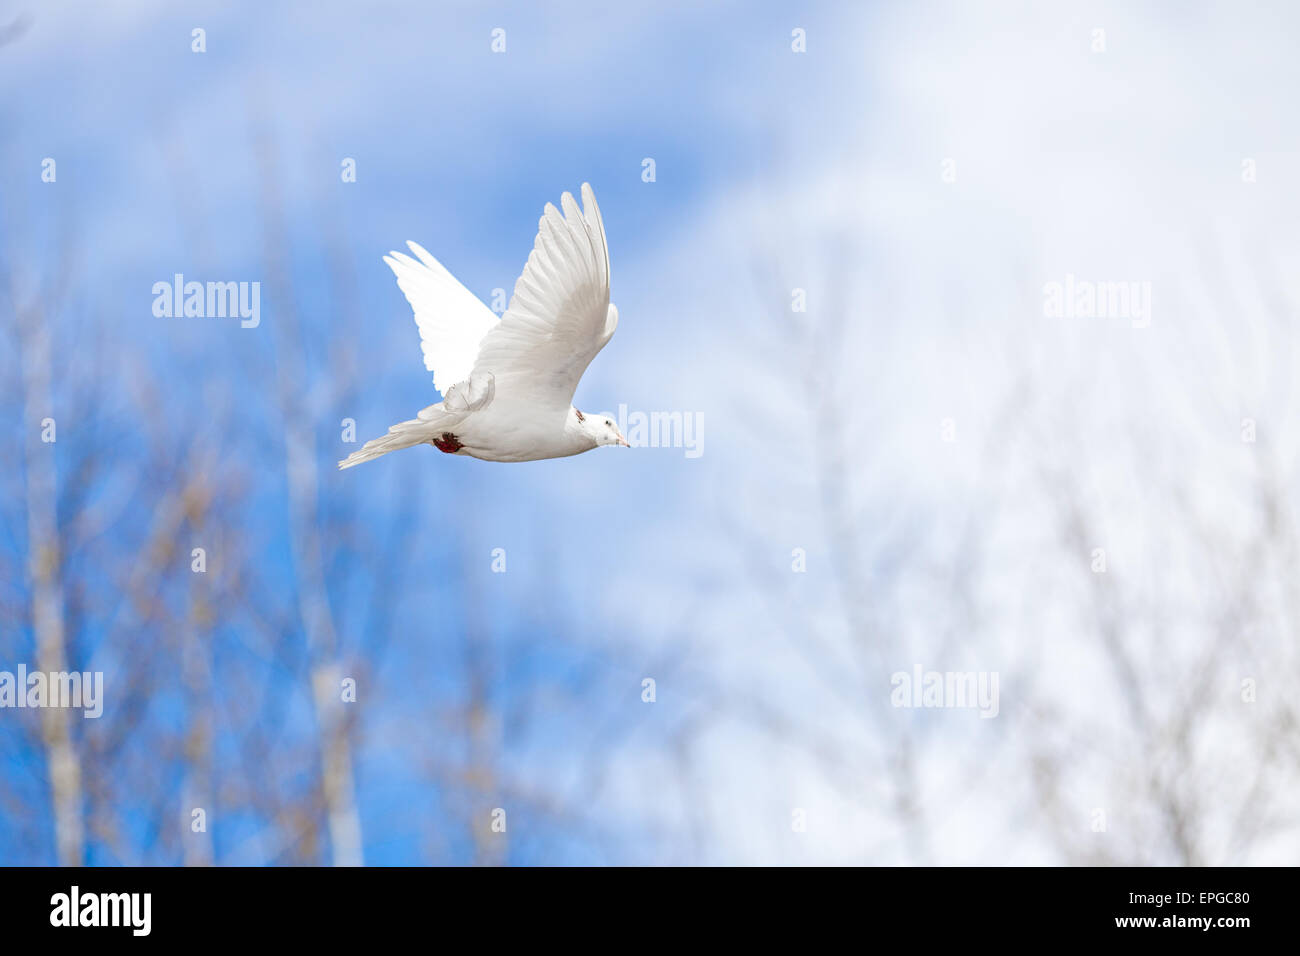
[{"x1": 606, "y1": 420, "x2": 613, "y2": 427}]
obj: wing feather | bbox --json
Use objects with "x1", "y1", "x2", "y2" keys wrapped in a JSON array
[
  {"x1": 383, "y1": 241, "x2": 499, "y2": 395},
  {"x1": 468, "y1": 183, "x2": 615, "y2": 412}
]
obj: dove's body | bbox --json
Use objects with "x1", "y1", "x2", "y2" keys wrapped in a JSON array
[
  {"x1": 339, "y1": 183, "x2": 627, "y2": 470},
  {"x1": 426, "y1": 405, "x2": 597, "y2": 463}
]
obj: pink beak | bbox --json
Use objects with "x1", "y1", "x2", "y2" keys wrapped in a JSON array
[{"x1": 617, "y1": 434, "x2": 630, "y2": 447}]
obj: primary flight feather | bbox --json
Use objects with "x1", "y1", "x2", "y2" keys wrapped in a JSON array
[{"x1": 339, "y1": 183, "x2": 627, "y2": 469}]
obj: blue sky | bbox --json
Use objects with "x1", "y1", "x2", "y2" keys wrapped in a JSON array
[
  {"x1": 5, "y1": 0, "x2": 1300, "y2": 865},
  {"x1": 2, "y1": 0, "x2": 855, "y2": 866}
]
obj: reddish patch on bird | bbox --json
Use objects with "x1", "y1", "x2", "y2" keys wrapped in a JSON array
[
  {"x1": 574, "y1": 409, "x2": 585, "y2": 423},
  {"x1": 432, "y1": 432, "x2": 463, "y2": 454}
]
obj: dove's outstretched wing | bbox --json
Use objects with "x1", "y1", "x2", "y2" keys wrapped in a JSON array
[
  {"x1": 469, "y1": 182, "x2": 617, "y2": 413},
  {"x1": 383, "y1": 241, "x2": 500, "y2": 396}
]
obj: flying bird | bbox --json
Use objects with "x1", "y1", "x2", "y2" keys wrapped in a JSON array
[{"x1": 339, "y1": 183, "x2": 627, "y2": 469}]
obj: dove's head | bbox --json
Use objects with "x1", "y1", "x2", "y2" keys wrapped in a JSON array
[{"x1": 576, "y1": 409, "x2": 629, "y2": 448}]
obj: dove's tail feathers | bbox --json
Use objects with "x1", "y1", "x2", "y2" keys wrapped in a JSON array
[{"x1": 338, "y1": 414, "x2": 440, "y2": 469}]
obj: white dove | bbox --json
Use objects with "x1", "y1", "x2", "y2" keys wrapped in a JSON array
[{"x1": 339, "y1": 183, "x2": 627, "y2": 469}]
